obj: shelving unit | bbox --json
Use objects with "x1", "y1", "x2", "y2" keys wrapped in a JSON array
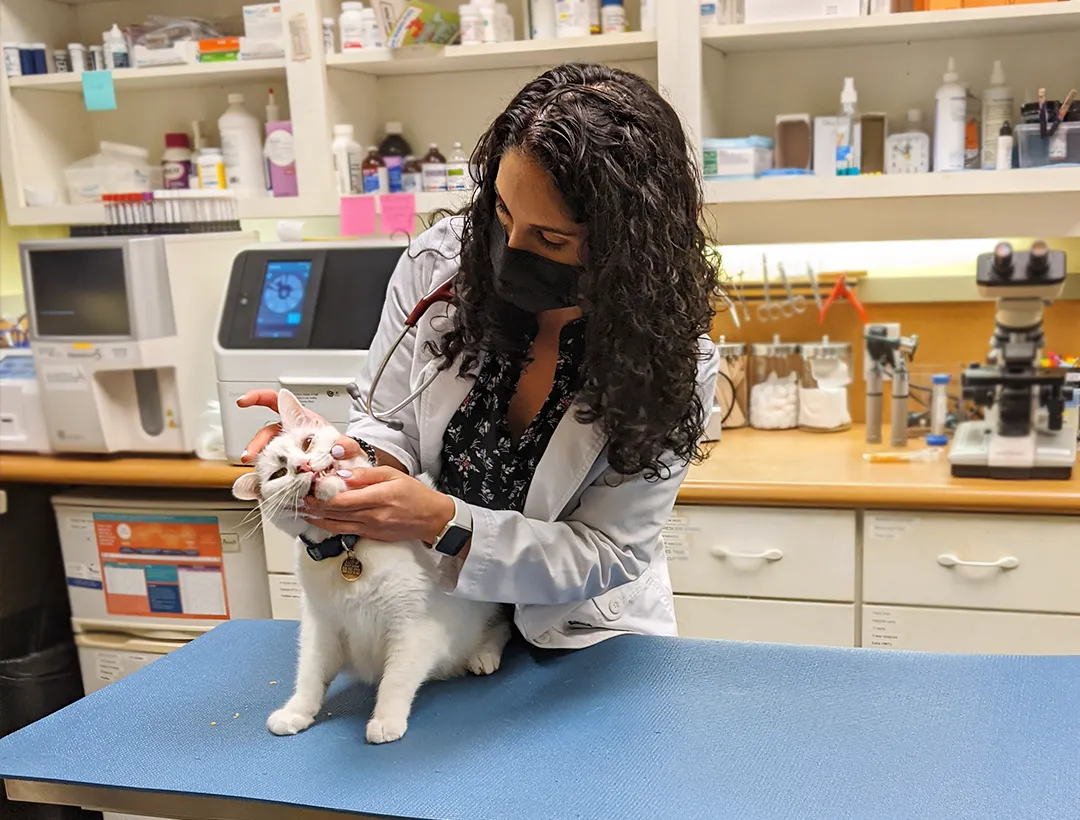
[{"x1": 0, "y1": 0, "x2": 1077, "y2": 240}]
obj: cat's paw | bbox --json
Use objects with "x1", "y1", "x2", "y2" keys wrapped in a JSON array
[
  {"x1": 366, "y1": 714, "x2": 408, "y2": 744},
  {"x1": 267, "y1": 707, "x2": 316, "y2": 736},
  {"x1": 467, "y1": 648, "x2": 502, "y2": 676}
]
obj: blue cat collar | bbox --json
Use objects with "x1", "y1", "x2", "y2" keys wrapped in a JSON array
[{"x1": 300, "y1": 533, "x2": 360, "y2": 562}]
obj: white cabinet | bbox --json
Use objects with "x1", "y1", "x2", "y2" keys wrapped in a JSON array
[
  {"x1": 675, "y1": 595, "x2": 855, "y2": 647},
  {"x1": 863, "y1": 606, "x2": 1080, "y2": 656},
  {"x1": 863, "y1": 512, "x2": 1080, "y2": 615}
]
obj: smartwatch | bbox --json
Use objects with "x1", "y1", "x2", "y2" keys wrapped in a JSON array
[{"x1": 431, "y1": 496, "x2": 472, "y2": 557}]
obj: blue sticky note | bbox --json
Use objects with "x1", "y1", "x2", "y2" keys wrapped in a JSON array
[{"x1": 81, "y1": 70, "x2": 116, "y2": 111}]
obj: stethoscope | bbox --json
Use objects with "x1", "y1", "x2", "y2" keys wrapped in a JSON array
[{"x1": 345, "y1": 274, "x2": 457, "y2": 432}]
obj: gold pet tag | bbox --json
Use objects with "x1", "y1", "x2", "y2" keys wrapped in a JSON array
[{"x1": 340, "y1": 551, "x2": 363, "y2": 581}]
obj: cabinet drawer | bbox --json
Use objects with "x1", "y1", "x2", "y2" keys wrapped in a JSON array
[
  {"x1": 674, "y1": 594, "x2": 855, "y2": 647},
  {"x1": 864, "y1": 512, "x2": 1080, "y2": 614},
  {"x1": 863, "y1": 605, "x2": 1080, "y2": 655},
  {"x1": 665, "y1": 506, "x2": 855, "y2": 602}
]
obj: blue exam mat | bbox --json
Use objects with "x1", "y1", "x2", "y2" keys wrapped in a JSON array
[{"x1": 1, "y1": 620, "x2": 1078, "y2": 820}]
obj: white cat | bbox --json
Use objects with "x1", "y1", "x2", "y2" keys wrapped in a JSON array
[{"x1": 232, "y1": 389, "x2": 510, "y2": 744}]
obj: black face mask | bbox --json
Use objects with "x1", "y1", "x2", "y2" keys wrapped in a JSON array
[{"x1": 488, "y1": 220, "x2": 581, "y2": 313}]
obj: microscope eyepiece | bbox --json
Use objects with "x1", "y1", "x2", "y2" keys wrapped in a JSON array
[
  {"x1": 1027, "y1": 240, "x2": 1050, "y2": 277},
  {"x1": 992, "y1": 242, "x2": 1014, "y2": 278}
]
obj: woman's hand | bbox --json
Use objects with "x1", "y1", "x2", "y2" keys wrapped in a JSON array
[
  {"x1": 302, "y1": 467, "x2": 456, "y2": 546},
  {"x1": 236, "y1": 389, "x2": 353, "y2": 464}
]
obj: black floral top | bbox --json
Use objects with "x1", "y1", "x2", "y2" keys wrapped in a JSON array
[{"x1": 439, "y1": 318, "x2": 588, "y2": 513}]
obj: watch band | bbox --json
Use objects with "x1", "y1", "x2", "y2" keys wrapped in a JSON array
[
  {"x1": 348, "y1": 436, "x2": 378, "y2": 467},
  {"x1": 431, "y1": 496, "x2": 472, "y2": 557}
]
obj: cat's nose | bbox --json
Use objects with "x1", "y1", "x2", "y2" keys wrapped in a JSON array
[{"x1": 297, "y1": 461, "x2": 313, "y2": 473}]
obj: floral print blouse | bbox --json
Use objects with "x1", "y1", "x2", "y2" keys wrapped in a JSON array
[{"x1": 439, "y1": 318, "x2": 588, "y2": 513}]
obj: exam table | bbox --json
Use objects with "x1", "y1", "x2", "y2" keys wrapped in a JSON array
[{"x1": 1, "y1": 620, "x2": 1077, "y2": 820}]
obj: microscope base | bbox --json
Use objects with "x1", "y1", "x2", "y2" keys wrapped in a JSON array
[{"x1": 948, "y1": 420, "x2": 1077, "y2": 480}]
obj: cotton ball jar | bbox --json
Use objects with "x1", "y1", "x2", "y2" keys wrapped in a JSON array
[
  {"x1": 749, "y1": 336, "x2": 802, "y2": 431},
  {"x1": 798, "y1": 336, "x2": 853, "y2": 433}
]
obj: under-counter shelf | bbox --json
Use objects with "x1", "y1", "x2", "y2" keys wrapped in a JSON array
[{"x1": 326, "y1": 32, "x2": 657, "y2": 77}]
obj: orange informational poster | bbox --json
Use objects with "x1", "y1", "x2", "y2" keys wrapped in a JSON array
[{"x1": 93, "y1": 513, "x2": 230, "y2": 620}]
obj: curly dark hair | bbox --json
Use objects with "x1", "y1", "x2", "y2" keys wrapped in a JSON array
[{"x1": 430, "y1": 63, "x2": 720, "y2": 480}]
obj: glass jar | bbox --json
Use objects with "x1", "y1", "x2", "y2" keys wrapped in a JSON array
[
  {"x1": 749, "y1": 334, "x2": 800, "y2": 430},
  {"x1": 798, "y1": 335, "x2": 853, "y2": 432},
  {"x1": 716, "y1": 337, "x2": 748, "y2": 429}
]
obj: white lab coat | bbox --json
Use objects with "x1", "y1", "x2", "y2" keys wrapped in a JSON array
[{"x1": 347, "y1": 218, "x2": 720, "y2": 649}]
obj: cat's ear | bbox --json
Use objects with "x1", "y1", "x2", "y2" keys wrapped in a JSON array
[
  {"x1": 277, "y1": 389, "x2": 310, "y2": 431},
  {"x1": 232, "y1": 472, "x2": 261, "y2": 501}
]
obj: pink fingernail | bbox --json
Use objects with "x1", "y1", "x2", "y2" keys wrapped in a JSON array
[
  {"x1": 241, "y1": 450, "x2": 250, "y2": 461},
  {"x1": 337, "y1": 470, "x2": 352, "y2": 478},
  {"x1": 331, "y1": 445, "x2": 345, "y2": 459}
]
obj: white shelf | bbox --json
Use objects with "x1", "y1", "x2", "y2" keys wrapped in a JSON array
[
  {"x1": 702, "y1": 3, "x2": 1080, "y2": 52},
  {"x1": 703, "y1": 169, "x2": 1080, "y2": 243},
  {"x1": 326, "y1": 32, "x2": 657, "y2": 77},
  {"x1": 7, "y1": 60, "x2": 287, "y2": 93}
]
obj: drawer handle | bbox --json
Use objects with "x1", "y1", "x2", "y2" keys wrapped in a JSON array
[
  {"x1": 937, "y1": 554, "x2": 1019, "y2": 571},
  {"x1": 710, "y1": 547, "x2": 784, "y2": 562}
]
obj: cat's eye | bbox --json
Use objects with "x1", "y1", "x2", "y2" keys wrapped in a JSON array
[
  {"x1": 301, "y1": 435, "x2": 314, "y2": 452},
  {"x1": 269, "y1": 468, "x2": 288, "y2": 480}
]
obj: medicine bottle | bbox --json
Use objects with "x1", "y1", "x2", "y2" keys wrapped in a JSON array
[
  {"x1": 402, "y1": 155, "x2": 423, "y2": 192},
  {"x1": 446, "y1": 142, "x2": 472, "y2": 192},
  {"x1": 162, "y1": 133, "x2": 193, "y2": 189},
  {"x1": 715, "y1": 338, "x2": 748, "y2": 429},
  {"x1": 797, "y1": 336, "x2": 852, "y2": 433},
  {"x1": 361, "y1": 146, "x2": 388, "y2": 194},
  {"x1": 340, "y1": 2, "x2": 366, "y2": 50},
  {"x1": 421, "y1": 143, "x2": 447, "y2": 192},
  {"x1": 601, "y1": 0, "x2": 626, "y2": 33},
  {"x1": 749, "y1": 335, "x2": 800, "y2": 430}
]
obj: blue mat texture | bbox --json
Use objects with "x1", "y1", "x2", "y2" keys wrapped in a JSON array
[{"x1": 0, "y1": 620, "x2": 1078, "y2": 820}]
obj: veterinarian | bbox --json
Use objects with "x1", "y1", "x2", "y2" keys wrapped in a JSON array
[{"x1": 238, "y1": 63, "x2": 721, "y2": 649}]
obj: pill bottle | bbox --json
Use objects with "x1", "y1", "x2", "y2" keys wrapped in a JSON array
[
  {"x1": 530, "y1": 0, "x2": 557, "y2": 39},
  {"x1": 68, "y1": 43, "x2": 86, "y2": 72},
  {"x1": 2, "y1": 43, "x2": 20, "y2": 77},
  {"x1": 162, "y1": 132, "x2": 193, "y2": 189},
  {"x1": 601, "y1": 0, "x2": 626, "y2": 33},
  {"x1": 196, "y1": 148, "x2": 226, "y2": 190},
  {"x1": 555, "y1": 0, "x2": 589, "y2": 38},
  {"x1": 358, "y1": 8, "x2": 383, "y2": 47},
  {"x1": 323, "y1": 18, "x2": 336, "y2": 53},
  {"x1": 332, "y1": 124, "x2": 363, "y2": 194},
  {"x1": 53, "y1": 49, "x2": 70, "y2": 72},
  {"x1": 797, "y1": 336, "x2": 852, "y2": 433},
  {"x1": 749, "y1": 335, "x2": 800, "y2": 430},
  {"x1": 459, "y1": 5, "x2": 484, "y2": 44},
  {"x1": 340, "y1": 1, "x2": 366, "y2": 50},
  {"x1": 421, "y1": 143, "x2": 447, "y2": 192},
  {"x1": 715, "y1": 338, "x2": 748, "y2": 429}
]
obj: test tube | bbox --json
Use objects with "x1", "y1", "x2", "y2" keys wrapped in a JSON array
[{"x1": 927, "y1": 374, "x2": 950, "y2": 446}]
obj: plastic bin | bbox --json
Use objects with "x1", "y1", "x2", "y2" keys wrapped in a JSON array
[
  {"x1": 63, "y1": 141, "x2": 151, "y2": 204},
  {"x1": 1015, "y1": 122, "x2": 1080, "y2": 168}
]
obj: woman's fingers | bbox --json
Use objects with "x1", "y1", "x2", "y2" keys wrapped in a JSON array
[
  {"x1": 240, "y1": 422, "x2": 281, "y2": 463},
  {"x1": 236, "y1": 389, "x2": 280, "y2": 412},
  {"x1": 304, "y1": 518, "x2": 365, "y2": 536},
  {"x1": 329, "y1": 436, "x2": 362, "y2": 461}
]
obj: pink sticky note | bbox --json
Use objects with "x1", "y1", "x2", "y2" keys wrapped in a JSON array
[
  {"x1": 340, "y1": 196, "x2": 376, "y2": 236},
  {"x1": 380, "y1": 193, "x2": 416, "y2": 236}
]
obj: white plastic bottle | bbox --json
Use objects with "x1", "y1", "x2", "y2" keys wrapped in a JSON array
[
  {"x1": 640, "y1": 0, "x2": 655, "y2": 32},
  {"x1": 358, "y1": 8, "x2": 384, "y2": 47},
  {"x1": 475, "y1": 0, "x2": 498, "y2": 43},
  {"x1": 835, "y1": 77, "x2": 860, "y2": 177},
  {"x1": 601, "y1": 0, "x2": 626, "y2": 33},
  {"x1": 555, "y1": 0, "x2": 590, "y2": 37},
  {"x1": 447, "y1": 142, "x2": 472, "y2": 191},
  {"x1": 588, "y1": 0, "x2": 600, "y2": 33},
  {"x1": 495, "y1": 3, "x2": 514, "y2": 41},
  {"x1": 981, "y1": 60, "x2": 1013, "y2": 170},
  {"x1": 105, "y1": 25, "x2": 129, "y2": 69},
  {"x1": 933, "y1": 57, "x2": 966, "y2": 173},
  {"x1": 340, "y1": 1, "x2": 366, "y2": 50},
  {"x1": 995, "y1": 121, "x2": 1014, "y2": 172},
  {"x1": 530, "y1": 0, "x2": 557, "y2": 39},
  {"x1": 459, "y1": 5, "x2": 484, "y2": 44},
  {"x1": 332, "y1": 124, "x2": 363, "y2": 194},
  {"x1": 219, "y1": 93, "x2": 267, "y2": 196}
]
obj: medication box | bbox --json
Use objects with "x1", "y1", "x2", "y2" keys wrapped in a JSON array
[
  {"x1": 744, "y1": 0, "x2": 862, "y2": 24},
  {"x1": 814, "y1": 117, "x2": 862, "y2": 175},
  {"x1": 53, "y1": 489, "x2": 272, "y2": 639},
  {"x1": 703, "y1": 137, "x2": 775, "y2": 179},
  {"x1": 242, "y1": 4, "x2": 284, "y2": 41}
]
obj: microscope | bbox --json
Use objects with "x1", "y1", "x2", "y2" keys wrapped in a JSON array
[
  {"x1": 948, "y1": 241, "x2": 1076, "y2": 480},
  {"x1": 865, "y1": 325, "x2": 919, "y2": 447}
]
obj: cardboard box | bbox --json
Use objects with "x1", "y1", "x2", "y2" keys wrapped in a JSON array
[
  {"x1": 243, "y1": 4, "x2": 283, "y2": 41},
  {"x1": 385, "y1": 2, "x2": 460, "y2": 47},
  {"x1": 745, "y1": 0, "x2": 862, "y2": 24}
]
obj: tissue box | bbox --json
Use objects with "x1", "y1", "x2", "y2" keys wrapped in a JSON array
[
  {"x1": 385, "y1": 2, "x2": 461, "y2": 47},
  {"x1": 702, "y1": 137, "x2": 775, "y2": 179},
  {"x1": 243, "y1": 4, "x2": 284, "y2": 41}
]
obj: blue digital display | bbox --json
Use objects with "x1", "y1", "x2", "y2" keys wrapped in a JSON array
[{"x1": 254, "y1": 260, "x2": 313, "y2": 339}]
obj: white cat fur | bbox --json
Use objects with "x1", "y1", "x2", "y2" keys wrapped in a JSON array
[{"x1": 232, "y1": 389, "x2": 509, "y2": 744}]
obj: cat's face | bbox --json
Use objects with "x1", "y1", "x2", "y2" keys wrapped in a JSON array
[{"x1": 232, "y1": 390, "x2": 348, "y2": 530}]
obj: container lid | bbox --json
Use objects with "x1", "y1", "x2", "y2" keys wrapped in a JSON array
[
  {"x1": 228, "y1": 92, "x2": 245, "y2": 104},
  {"x1": 341, "y1": 1, "x2": 365, "y2": 9},
  {"x1": 800, "y1": 335, "x2": 851, "y2": 358},
  {"x1": 926, "y1": 434, "x2": 949, "y2": 447},
  {"x1": 750, "y1": 334, "x2": 799, "y2": 357},
  {"x1": 165, "y1": 133, "x2": 191, "y2": 149},
  {"x1": 385, "y1": 121, "x2": 403, "y2": 134},
  {"x1": 715, "y1": 336, "x2": 747, "y2": 357},
  {"x1": 931, "y1": 373, "x2": 950, "y2": 385}
]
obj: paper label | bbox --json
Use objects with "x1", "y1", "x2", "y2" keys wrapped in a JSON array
[
  {"x1": 94, "y1": 650, "x2": 161, "y2": 684},
  {"x1": 94, "y1": 513, "x2": 229, "y2": 619},
  {"x1": 66, "y1": 560, "x2": 104, "y2": 590},
  {"x1": 288, "y1": 13, "x2": 311, "y2": 60},
  {"x1": 662, "y1": 516, "x2": 690, "y2": 561},
  {"x1": 42, "y1": 364, "x2": 88, "y2": 391},
  {"x1": 867, "y1": 515, "x2": 918, "y2": 541},
  {"x1": 865, "y1": 607, "x2": 901, "y2": 649}
]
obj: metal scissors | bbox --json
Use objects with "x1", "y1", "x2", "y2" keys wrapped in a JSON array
[
  {"x1": 777, "y1": 262, "x2": 806, "y2": 315},
  {"x1": 346, "y1": 274, "x2": 456, "y2": 431},
  {"x1": 756, "y1": 255, "x2": 789, "y2": 321}
]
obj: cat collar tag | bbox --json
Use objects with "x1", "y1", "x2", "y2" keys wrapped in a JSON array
[{"x1": 300, "y1": 533, "x2": 360, "y2": 563}]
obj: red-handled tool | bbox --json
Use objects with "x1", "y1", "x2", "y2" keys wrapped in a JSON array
[{"x1": 819, "y1": 276, "x2": 867, "y2": 325}]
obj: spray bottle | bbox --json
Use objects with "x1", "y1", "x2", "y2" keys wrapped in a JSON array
[{"x1": 835, "y1": 77, "x2": 860, "y2": 177}]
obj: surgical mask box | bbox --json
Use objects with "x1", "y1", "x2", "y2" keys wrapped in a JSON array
[
  {"x1": 814, "y1": 117, "x2": 862, "y2": 176},
  {"x1": 214, "y1": 241, "x2": 404, "y2": 465},
  {"x1": 53, "y1": 489, "x2": 272, "y2": 640},
  {"x1": 20, "y1": 233, "x2": 255, "y2": 455},
  {"x1": 702, "y1": 137, "x2": 774, "y2": 179},
  {"x1": 0, "y1": 348, "x2": 51, "y2": 453},
  {"x1": 744, "y1": 0, "x2": 862, "y2": 23}
]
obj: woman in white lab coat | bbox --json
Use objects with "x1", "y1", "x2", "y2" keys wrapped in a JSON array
[{"x1": 239, "y1": 64, "x2": 721, "y2": 649}]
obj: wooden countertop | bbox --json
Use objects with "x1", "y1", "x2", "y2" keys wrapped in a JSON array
[{"x1": 1, "y1": 427, "x2": 1077, "y2": 514}]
